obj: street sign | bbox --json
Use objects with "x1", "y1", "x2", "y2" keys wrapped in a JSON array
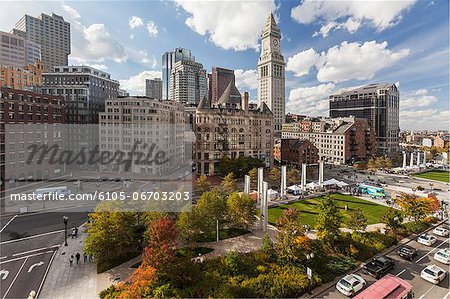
[{"x1": 307, "y1": 267, "x2": 312, "y2": 280}]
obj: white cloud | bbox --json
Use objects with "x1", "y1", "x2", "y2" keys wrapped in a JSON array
[
  {"x1": 175, "y1": 0, "x2": 276, "y2": 51},
  {"x1": 129, "y1": 16, "x2": 144, "y2": 29},
  {"x1": 119, "y1": 71, "x2": 162, "y2": 96},
  {"x1": 72, "y1": 23, "x2": 128, "y2": 63},
  {"x1": 68, "y1": 57, "x2": 107, "y2": 71},
  {"x1": 286, "y1": 41, "x2": 409, "y2": 83},
  {"x1": 62, "y1": 3, "x2": 80, "y2": 19},
  {"x1": 146, "y1": 21, "x2": 158, "y2": 37},
  {"x1": 401, "y1": 89, "x2": 438, "y2": 110},
  {"x1": 286, "y1": 48, "x2": 320, "y2": 77},
  {"x1": 234, "y1": 69, "x2": 257, "y2": 91},
  {"x1": 286, "y1": 83, "x2": 335, "y2": 116},
  {"x1": 138, "y1": 50, "x2": 157, "y2": 68},
  {"x1": 291, "y1": 0, "x2": 416, "y2": 36},
  {"x1": 400, "y1": 109, "x2": 449, "y2": 130}
]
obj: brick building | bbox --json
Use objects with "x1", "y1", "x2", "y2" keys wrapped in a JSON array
[{"x1": 281, "y1": 138, "x2": 319, "y2": 166}]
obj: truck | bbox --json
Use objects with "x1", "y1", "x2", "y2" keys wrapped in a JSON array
[{"x1": 363, "y1": 256, "x2": 396, "y2": 279}]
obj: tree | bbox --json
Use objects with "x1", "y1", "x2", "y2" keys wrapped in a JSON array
[
  {"x1": 396, "y1": 193, "x2": 440, "y2": 222},
  {"x1": 315, "y1": 197, "x2": 342, "y2": 245},
  {"x1": 382, "y1": 208, "x2": 404, "y2": 239},
  {"x1": 227, "y1": 192, "x2": 256, "y2": 229},
  {"x1": 275, "y1": 208, "x2": 305, "y2": 264},
  {"x1": 367, "y1": 158, "x2": 376, "y2": 170},
  {"x1": 248, "y1": 167, "x2": 258, "y2": 190},
  {"x1": 348, "y1": 208, "x2": 367, "y2": 233},
  {"x1": 221, "y1": 172, "x2": 238, "y2": 193},
  {"x1": 260, "y1": 234, "x2": 275, "y2": 259},
  {"x1": 195, "y1": 174, "x2": 211, "y2": 194},
  {"x1": 118, "y1": 264, "x2": 157, "y2": 299},
  {"x1": 143, "y1": 216, "x2": 178, "y2": 269},
  {"x1": 269, "y1": 168, "x2": 281, "y2": 185},
  {"x1": 287, "y1": 168, "x2": 300, "y2": 185},
  {"x1": 84, "y1": 202, "x2": 136, "y2": 266},
  {"x1": 384, "y1": 157, "x2": 393, "y2": 169}
]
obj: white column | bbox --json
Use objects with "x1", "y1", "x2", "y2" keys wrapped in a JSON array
[
  {"x1": 402, "y1": 152, "x2": 407, "y2": 169},
  {"x1": 423, "y1": 151, "x2": 426, "y2": 165},
  {"x1": 281, "y1": 165, "x2": 287, "y2": 196},
  {"x1": 417, "y1": 151, "x2": 421, "y2": 166},
  {"x1": 257, "y1": 167, "x2": 263, "y2": 205},
  {"x1": 244, "y1": 175, "x2": 250, "y2": 194},
  {"x1": 410, "y1": 152, "x2": 414, "y2": 168},
  {"x1": 318, "y1": 161, "x2": 324, "y2": 188},
  {"x1": 301, "y1": 163, "x2": 307, "y2": 191},
  {"x1": 262, "y1": 181, "x2": 268, "y2": 233}
]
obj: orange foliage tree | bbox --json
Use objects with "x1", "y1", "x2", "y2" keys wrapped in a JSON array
[{"x1": 396, "y1": 192, "x2": 440, "y2": 222}]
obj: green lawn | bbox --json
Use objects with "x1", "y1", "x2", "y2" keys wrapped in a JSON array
[
  {"x1": 413, "y1": 170, "x2": 450, "y2": 183},
  {"x1": 268, "y1": 193, "x2": 389, "y2": 228}
]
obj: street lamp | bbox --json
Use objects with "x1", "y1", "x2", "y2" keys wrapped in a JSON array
[
  {"x1": 306, "y1": 252, "x2": 315, "y2": 295},
  {"x1": 63, "y1": 216, "x2": 68, "y2": 246},
  {"x1": 429, "y1": 182, "x2": 434, "y2": 191}
]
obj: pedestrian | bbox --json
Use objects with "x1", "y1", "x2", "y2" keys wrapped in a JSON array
[
  {"x1": 75, "y1": 252, "x2": 81, "y2": 265},
  {"x1": 89, "y1": 254, "x2": 93, "y2": 262},
  {"x1": 83, "y1": 252, "x2": 87, "y2": 263},
  {"x1": 71, "y1": 228, "x2": 76, "y2": 239},
  {"x1": 69, "y1": 255, "x2": 74, "y2": 267},
  {"x1": 74, "y1": 227, "x2": 79, "y2": 237}
]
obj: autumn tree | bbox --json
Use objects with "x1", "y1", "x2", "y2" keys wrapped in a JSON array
[
  {"x1": 227, "y1": 192, "x2": 256, "y2": 229},
  {"x1": 269, "y1": 168, "x2": 281, "y2": 185},
  {"x1": 348, "y1": 208, "x2": 367, "y2": 233},
  {"x1": 287, "y1": 168, "x2": 300, "y2": 185},
  {"x1": 221, "y1": 172, "x2": 238, "y2": 193},
  {"x1": 275, "y1": 207, "x2": 305, "y2": 265},
  {"x1": 367, "y1": 158, "x2": 376, "y2": 170},
  {"x1": 118, "y1": 264, "x2": 157, "y2": 299},
  {"x1": 84, "y1": 202, "x2": 136, "y2": 266},
  {"x1": 315, "y1": 197, "x2": 342, "y2": 245},
  {"x1": 260, "y1": 234, "x2": 276, "y2": 259},
  {"x1": 396, "y1": 193, "x2": 440, "y2": 222},
  {"x1": 248, "y1": 167, "x2": 258, "y2": 190},
  {"x1": 195, "y1": 174, "x2": 211, "y2": 194}
]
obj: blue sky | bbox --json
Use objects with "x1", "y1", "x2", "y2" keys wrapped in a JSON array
[{"x1": 1, "y1": 0, "x2": 448, "y2": 130}]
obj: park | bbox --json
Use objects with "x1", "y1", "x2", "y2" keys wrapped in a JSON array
[{"x1": 413, "y1": 170, "x2": 450, "y2": 183}]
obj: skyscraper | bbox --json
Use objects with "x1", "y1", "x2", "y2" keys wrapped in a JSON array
[
  {"x1": 169, "y1": 60, "x2": 207, "y2": 105},
  {"x1": 209, "y1": 67, "x2": 235, "y2": 104},
  {"x1": 14, "y1": 13, "x2": 70, "y2": 71},
  {"x1": 162, "y1": 48, "x2": 195, "y2": 100},
  {"x1": 257, "y1": 13, "x2": 285, "y2": 133},
  {"x1": 329, "y1": 83, "x2": 400, "y2": 155},
  {"x1": 145, "y1": 78, "x2": 162, "y2": 99},
  {"x1": 0, "y1": 31, "x2": 41, "y2": 67}
]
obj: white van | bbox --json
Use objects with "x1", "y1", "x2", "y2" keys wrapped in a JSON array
[{"x1": 35, "y1": 186, "x2": 71, "y2": 198}]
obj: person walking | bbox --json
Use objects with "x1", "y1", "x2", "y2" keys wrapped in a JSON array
[
  {"x1": 69, "y1": 255, "x2": 74, "y2": 267},
  {"x1": 75, "y1": 252, "x2": 81, "y2": 265},
  {"x1": 83, "y1": 252, "x2": 87, "y2": 263},
  {"x1": 74, "y1": 227, "x2": 79, "y2": 238}
]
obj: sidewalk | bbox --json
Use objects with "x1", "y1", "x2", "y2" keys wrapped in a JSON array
[{"x1": 38, "y1": 225, "x2": 138, "y2": 299}]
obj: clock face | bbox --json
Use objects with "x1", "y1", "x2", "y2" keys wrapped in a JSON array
[{"x1": 273, "y1": 39, "x2": 278, "y2": 46}]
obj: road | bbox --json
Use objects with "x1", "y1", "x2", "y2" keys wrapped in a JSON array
[
  {"x1": 314, "y1": 227, "x2": 450, "y2": 299},
  {"x1": 0, "y1": 208, "x2": 89, "y2": 299}
]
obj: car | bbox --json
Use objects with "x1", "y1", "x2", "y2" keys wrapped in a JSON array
[
  {"x1": 417, "y1": 234, "x2": 437, "y2": 246},
  {"x1": 420, "y1": 264, "x2": 447, "y2": 284},
  {"x1": 99, "y1": 176, "x2": 109, "y2": 181},
  {"x1": 433, "y1": 226, "x2": 449, "y2": 237},
  {"x1": 434, "y1": 249, "x2": 450, "y2": 264},
  {"x1": 363, "y1": 256, "x2": 396, "y2": 279},
  {"x1": 113, "y1": 177, "x2": 122, "y2": 182},
  {"x1": 336, "y1": 274, "x2": 366, "y2": 296},
  {"x1": 397, "y1": 245, "x2": 419, "y2": 261}
]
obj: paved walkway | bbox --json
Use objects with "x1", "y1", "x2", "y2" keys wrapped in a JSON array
[{"x1": 38, "y1": 225, "x2": 138, "y2": 299}]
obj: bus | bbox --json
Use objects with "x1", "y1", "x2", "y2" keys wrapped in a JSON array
[
  {"x1": 35, "y1": 186, "x2": 71, "y2": 198},
  {"x1": 354, "y1": 274, "x2": 413, "y2": 299},
  {"x1": 358, "y1": 184, "x2": 387, "y2": 198}
]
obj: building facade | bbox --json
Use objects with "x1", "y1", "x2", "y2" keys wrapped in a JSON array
[
  {"x1": 40, "y1": 65, "x2": 119, "y2": 124},
  {"x1": 0, "y1": 30, "x2": 41, "y2": 67},
  {"x1": 195, "y1": 82, "x2": 274, "y2": 175},
  {"x1": 0, "y1": 61, "x2": 44, "y2": 90},
  {"x1": 169, "y1": 60, "x2": 207, "y2": 105},
  {"x1": 257, "y1": 13, "x2": 285, "y2": 133},
  {"x1": 281, "y1": 138, "x2": 319, "y2": 166},
  {"x1": 145, "y1": 78, "x2": 162, "y2": 99},
  {"x1": 329, "y1": 83, "x2": 400, "y2": 155},
  {"x1": 162, "y1": 48, "x2": 195, "y2": 100},
  {"x1": 434, "y1": 135, "x2": 449, "y2": 149},
  {"x1": 1, "y1": 87, "x2": 66, "y2": 191},
  {"x1": 14, "y1": 13, "x2": 70, "y2": 71},
  {"x1": 209, "y1": 67, "x2": 235, "y2": 104},
  {"x1": 282, "y1": 117, "x2": 376, "y2": 164},
  {"x1": 99, "y1": 97, "x2": 186, "y2": 175}
]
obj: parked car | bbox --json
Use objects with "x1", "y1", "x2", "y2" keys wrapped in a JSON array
[
  {"x1": 433, "y1": 226, "x2": 449, "y2": 237},
  {"x1": 363, "y1": 256, "x2": 396, "y2": 279},
  {"x1": 420, "y1": 264, "x2": 447, "y2": 284},
  {"x1": 336, "y1": 274, "x2": 366, "y2": 296},
  {"x1": 397, "y1": 245, "x2": 419, "y2": 261},
  {"x1": 434, "y1": 249, "x2": 450, "y2": 265},
  {"x1": 417, "y1": 234, "x2": 437, "y2": 246}
]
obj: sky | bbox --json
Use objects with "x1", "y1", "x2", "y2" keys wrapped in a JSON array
[{"x1": 1, "y1": 0, "x2": 449, "y2": 131}]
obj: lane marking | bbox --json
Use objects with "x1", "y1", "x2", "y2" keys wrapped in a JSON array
[
  {"x1": 12, "y1": 245, "x2": 60, "y2": 257},
  {"x1": 0, "y1": 250, "x2": 54, "y2": 265},
  {"x1": 0, "y1": 230, "x2": 64, "y2": 245},
  {"x1": 396, "y1": 269, "x2": 406, "y2": 276},
  {"x1": 0, "y1": 257, "x2": 7, "y2": 260},
  {"x1": 419, "y1": 284, "x2": 437, "y2": 299},
  {"x1": 27, "y1": 261, "x2": 44, "y2": 273},
  {"x1": 36, "y1": 250, "x2": 57, "y2": 298},
  {"x1": 416, "y1": 237, "x2": 450, "y2": 263},
  {"x1": 2, "y1": 256, "x2": 28, "y2": 299},
  {"x1": 442, "y1": 291, "x2": 450, "y2": 299},
  {"x1": 0, "y1": 215, "x2": 17, "y2": 233}
]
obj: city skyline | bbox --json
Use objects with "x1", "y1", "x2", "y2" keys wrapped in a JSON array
[{"x1": 0, "y1": 0, "x2": 448, "y2": 130}]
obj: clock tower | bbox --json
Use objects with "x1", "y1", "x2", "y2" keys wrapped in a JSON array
[{"x1": 258, "y1": 12, "x2": 285, "y2": 133}]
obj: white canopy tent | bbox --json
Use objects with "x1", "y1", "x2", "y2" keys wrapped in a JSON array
[
  {"x1": 268, "y1": 189, "x2": 279, "y2": 200},
  {"x1": 306, "y1": 182, "x2": 320, "y2": 189},
  {"x1": 323, "y1": 178, "x2": 341, "y2": 186}
]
